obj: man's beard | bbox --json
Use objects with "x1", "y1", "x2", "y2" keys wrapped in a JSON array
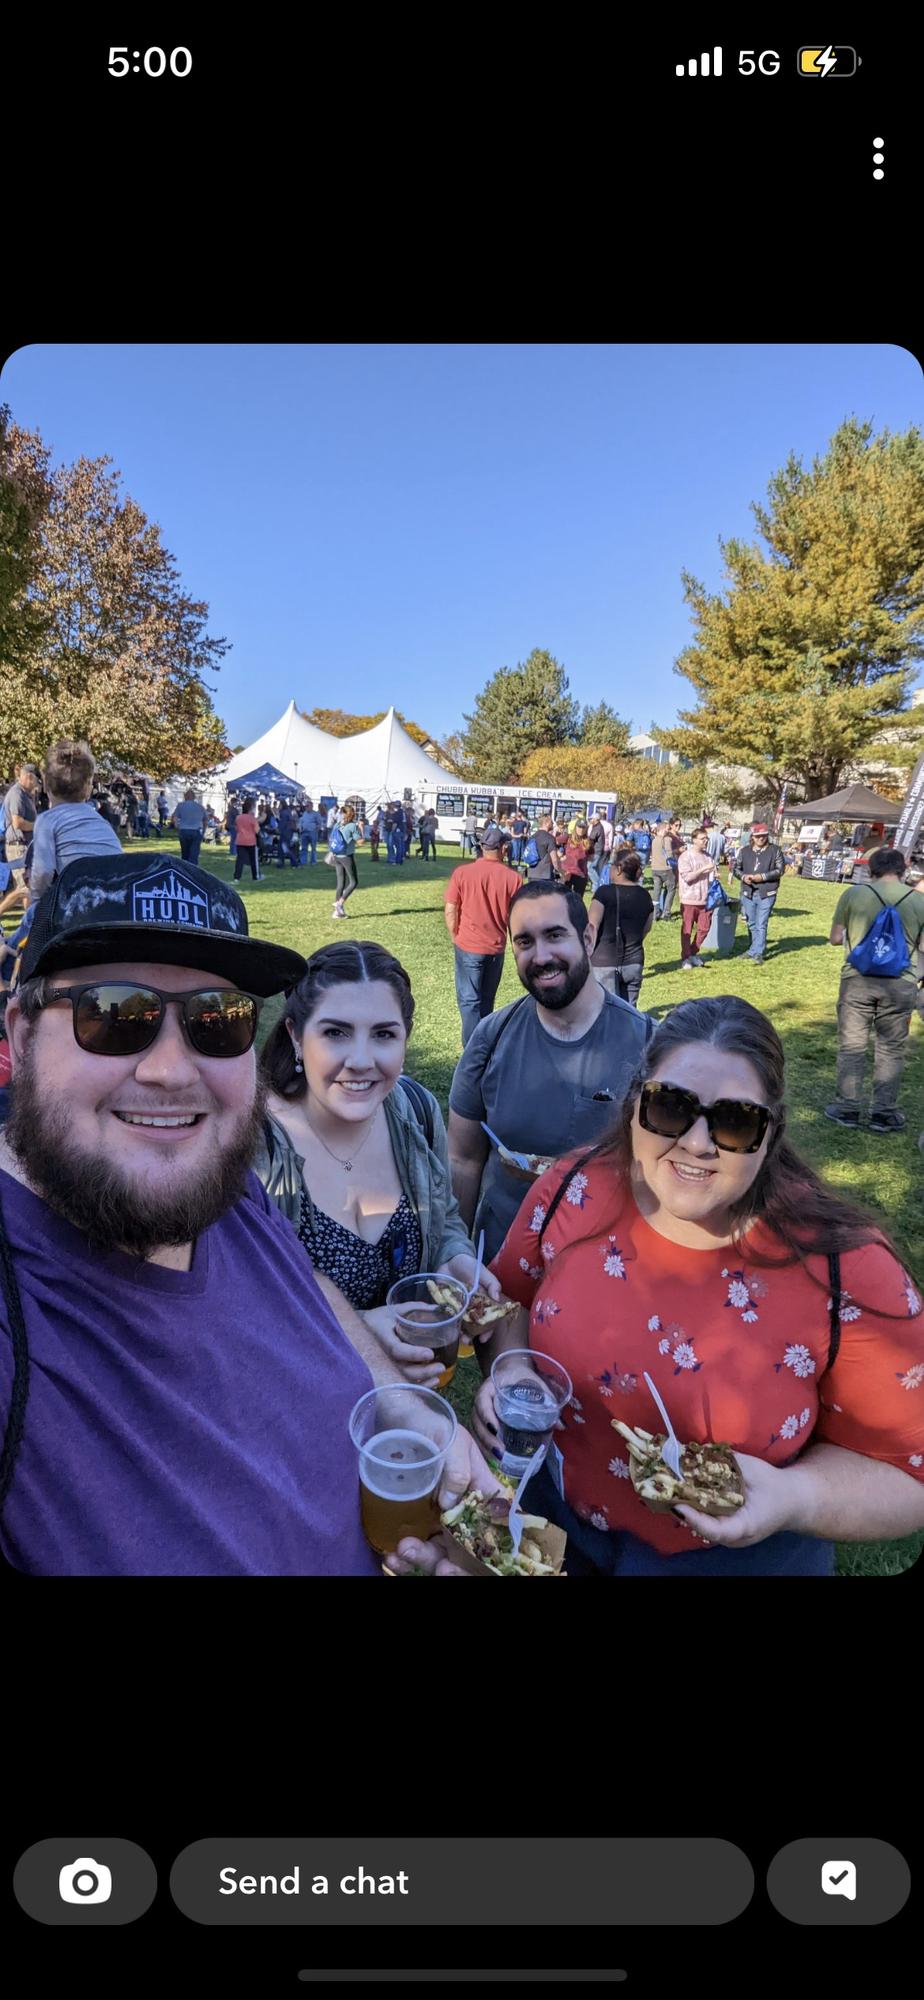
[
  {"x1": 522, "y1": 953, "x2": 591, "y2": 1010},
  {"x1": 5, "y1": 1049, "x2": 268, "y2": 1259}
]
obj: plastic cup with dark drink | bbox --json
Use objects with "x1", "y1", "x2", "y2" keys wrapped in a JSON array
[
  {"x1": 490, "y1": 1349, "x2": 572, "y2": 1480},
  {"x1": 348, "y1": 1384, "x2": 458, "y2": 1556},
  {"x1": 386, "y1": 1272, "x2": 468, "y2": 1389}
]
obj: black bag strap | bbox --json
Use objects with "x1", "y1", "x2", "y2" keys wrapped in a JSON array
[
  {"x1": 827, "y1": 1250, "x2": 842, "y2": 1371},
  {"x1": 537, "y1": 1146, "x2": 600, "y2": 1249},
  {"x1": 481, "y1": 995, "x2": 528, "y2": 1079},
  {"x1": 612, "y1": 886, "x2": 624, "y2": 966},
  {"x1": 398, "y1": 1073, "x2": 435, "y2": 1149},
  {"x1": 0, "y1": 1186, "x2": 29, "y2": 1530}
]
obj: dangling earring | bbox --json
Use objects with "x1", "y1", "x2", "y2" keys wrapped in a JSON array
[{"x1": 290, "y1": 1038, "x2": 304, "y2": 1073}]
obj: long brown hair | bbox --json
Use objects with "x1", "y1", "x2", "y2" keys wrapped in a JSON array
[
  {"x1": 538, "y1": 996, "x2": 915, "y2": 1311},
  {"x1": 259, "y1": 940, "x2": 414, "y2": 1100}
]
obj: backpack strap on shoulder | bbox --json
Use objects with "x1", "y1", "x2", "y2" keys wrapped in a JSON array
[
  {"x1": 398, "y1": 1073, "x2": 435, "y2": 1149},
  {"x1": 537, "y1": 1147, "x2": 600, "y2": 1248}
]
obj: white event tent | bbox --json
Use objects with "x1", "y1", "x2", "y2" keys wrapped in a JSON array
[{"x1": 196, "y1": 701, "x2": 453, "y2": 812}]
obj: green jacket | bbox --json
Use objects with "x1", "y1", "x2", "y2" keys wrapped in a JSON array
[{"x1": 250, "y1": 1081, "x2": 474, "y2": 1272}]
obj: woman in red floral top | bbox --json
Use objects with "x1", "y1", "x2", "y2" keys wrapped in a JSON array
[{"x1": 476, "y1": 996, "x2": 924, "y2": 1575}]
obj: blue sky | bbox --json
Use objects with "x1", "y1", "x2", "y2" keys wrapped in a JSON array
[{"x1": 3, "y1": 343, "x2": 921, "y2": 752}]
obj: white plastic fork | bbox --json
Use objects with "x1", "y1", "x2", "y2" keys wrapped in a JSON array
[
  {"x1": 480, "y1": 1121, "x2": 530, "y2": 1171},
  {"x1": 466, "y1": 1227, "x2": 485, "y2": 1308},
  {"x1": 642, "y1": 1370, "x2": 684, "y2": 1482}
]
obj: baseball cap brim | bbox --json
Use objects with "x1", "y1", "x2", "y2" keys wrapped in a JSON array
[
  {"x1": 18, "y1": 852, "x2": 306, "y2": 997},
  {"x1": 26, "y1": 924, "x2": 305, "y2": 997}
]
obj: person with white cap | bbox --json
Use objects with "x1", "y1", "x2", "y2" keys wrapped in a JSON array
[{"x1": 732, "y1": 823, "x2": 785, "y2": 964}]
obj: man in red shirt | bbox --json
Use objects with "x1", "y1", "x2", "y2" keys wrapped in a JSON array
[{"x1": 444, "y1": 829, "x2": 521, "y2": 1046}]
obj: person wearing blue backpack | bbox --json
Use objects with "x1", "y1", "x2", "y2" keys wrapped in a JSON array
[
  {"x1": 826, "y1": 847, "x2": 924, "y2": 1133},
  {"x1": 328, "y1": 806, "x2": 362, "y2": 919}
]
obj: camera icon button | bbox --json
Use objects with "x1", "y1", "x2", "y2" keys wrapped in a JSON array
[
  {"x1": 14, "y1": 1840, "x2": 156, "y2": 1925},
  {"x1": 59, "y1": 1856, "x2": 113, "y2": 1904}
]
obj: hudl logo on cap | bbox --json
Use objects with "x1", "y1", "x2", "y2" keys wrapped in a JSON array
[{"x1": 132, "y1": 866, "x2": 211, "y2": 931}]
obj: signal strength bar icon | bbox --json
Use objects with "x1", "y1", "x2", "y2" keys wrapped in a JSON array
[{"x1": 675, "y1": 48, "x2": 723, "y2": 76}]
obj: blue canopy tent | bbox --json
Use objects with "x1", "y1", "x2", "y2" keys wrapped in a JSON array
[{"x1": 226, "y1": 761, "x2": 302, "y2": 800}]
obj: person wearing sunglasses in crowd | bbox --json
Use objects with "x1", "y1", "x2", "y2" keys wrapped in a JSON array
[
  {"x1": 253, "y1": 940, "x2": 502, "y2": 1387},
  {"x1": 0, "y1": 854, "x2": 498, "y2": 1576},
  {"x1": 471, "y1": 995, "x2": 924, "y2": 1576}
]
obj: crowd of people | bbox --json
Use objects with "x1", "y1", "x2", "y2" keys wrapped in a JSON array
[{"x1": 1, "y1": 742, "x2": 923, "y2": 1579}]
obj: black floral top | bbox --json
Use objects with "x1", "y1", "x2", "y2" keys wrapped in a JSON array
[{"x1": 296, "y1": 1189, "x2": 423, "y2": 1310}]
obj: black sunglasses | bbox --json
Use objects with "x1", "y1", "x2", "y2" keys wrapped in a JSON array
[
  {"x1": 638, "y1": 1079, "x2": 772, "y2": 1154},
  {"x1": 41, "y1": 983, "x2": 262, "y2": 1059}
]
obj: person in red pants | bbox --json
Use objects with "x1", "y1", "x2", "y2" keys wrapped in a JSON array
[{"x1": 677, "y1": 826, "x2": 718, "y2": 969}]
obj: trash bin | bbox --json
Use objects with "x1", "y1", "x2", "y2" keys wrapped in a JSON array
[{"x1": 702, "y1": 897, "x2": 739, "y2": 956}]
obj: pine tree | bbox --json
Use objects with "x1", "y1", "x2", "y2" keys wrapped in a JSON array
[
  {"x1": 656, "y1": 420, "x2": 924, "y2": 803},
  {"x1": 460, "y1": 648, "x2": 580, "y2": 778},
  {"x1": 579, "y1": 701, "x2": 631, "y2": 751}
]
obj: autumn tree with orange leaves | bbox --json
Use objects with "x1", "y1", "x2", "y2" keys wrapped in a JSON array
[{"x1": 0, "y1": 410, "x2": 229, "y2": 777}]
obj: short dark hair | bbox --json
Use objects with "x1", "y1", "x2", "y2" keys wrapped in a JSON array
[
  {"x1": 242, "y1": 796, "x2": 254, "y2": 812},
  {"x1": 508, "y1": 880, "x2": 588, "y2": 941},
  {"x1": 868, "y1": 846, "x2": 906, "y2": 878}
]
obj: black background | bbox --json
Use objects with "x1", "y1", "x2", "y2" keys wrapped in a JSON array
[{"x1": 5, "y1": 1577, "x2": 918, "y2": 1993}]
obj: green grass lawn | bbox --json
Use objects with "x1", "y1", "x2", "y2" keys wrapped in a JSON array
[{"x1": 133, "y1": 836, "x2": 924, "y2": 1575}]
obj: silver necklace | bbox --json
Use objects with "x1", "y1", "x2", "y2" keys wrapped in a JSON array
[{"x1": 305, "y1": 1102, "x2": 380, "y2": 1171}]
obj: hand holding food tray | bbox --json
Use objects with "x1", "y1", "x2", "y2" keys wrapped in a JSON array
[
  {"x1": 459, "y1": 1289, "x2": 518, "y2": 1334},
  {"x1": 480, "y1": 1121, "x2": 554, "y2": 1182},
  {"x1": 611, "y1": 1422, "x2": 745, "y2": 1516},
  {"x1": 498, "y1": 1143, "x2": 555, "y2": 1182},
  {"x1": 440, "y1": 1486, "x2": 567, "y2": 1577}
]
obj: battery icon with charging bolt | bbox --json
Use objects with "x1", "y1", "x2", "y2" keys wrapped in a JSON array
[{"x1": 798, "y1": 45, "x2": 858, "y2": 76}]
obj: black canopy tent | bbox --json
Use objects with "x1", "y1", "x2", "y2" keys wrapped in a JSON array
[{"x1": 793, "y1": 781, "x2": 902, "y2": 824}]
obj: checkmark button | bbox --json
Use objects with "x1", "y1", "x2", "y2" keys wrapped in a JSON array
[
  {"x1": 768, "y1": 1840, "x2": 908, "y2": 1924},
  {"x1": 821, "y1": 1860, "x2": 857, "y2": 1900}
]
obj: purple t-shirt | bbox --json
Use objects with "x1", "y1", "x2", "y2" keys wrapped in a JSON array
[{"x1": 0, "y1": 1168, "x2": 380, "y2": 1577}]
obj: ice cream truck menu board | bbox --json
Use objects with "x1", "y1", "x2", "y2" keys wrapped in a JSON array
[
  {"x1": 465, "y1": 795, "x2": 494, "y2": 817},
  {"x1": 518, "y1": 797, "x2": 552, "y2": 821},
  {"x1": 556, "y1": 801, "x2": 588, "y2": 822},
  {"x1": 436, "y1": 793, "x2": 464, "y2": 815}
]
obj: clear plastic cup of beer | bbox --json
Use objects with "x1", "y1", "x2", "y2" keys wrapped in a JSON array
[
  {"x1": 348, "y1": 1384, "x2": 458, "y2": 1556},
  {"x1": 490, "y1": 1348, "x2": 572, "y2": 1479},
  {"x1": 386, "y1": 1272, "x2": 468, "y2": 1389}
]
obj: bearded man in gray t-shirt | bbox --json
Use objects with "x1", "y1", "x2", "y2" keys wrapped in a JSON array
[{"x1": 448, "y1": 882, "x2": 653, "y2": 1263}]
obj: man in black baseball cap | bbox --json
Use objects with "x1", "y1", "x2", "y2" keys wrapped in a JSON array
[{"x1": 0, "y1": 853, "x2": 493, "y2": 1575}]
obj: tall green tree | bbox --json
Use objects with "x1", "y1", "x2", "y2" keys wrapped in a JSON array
[
  {"x1": 0, "y1": 403, "x2": 52, "y2": 695},
  {"x1": 579, "y1": 700, "x2": 631, "y2": 751},
  {"x1": 0, "y1": 419, "x2": 229, "y2": 776},
  {"x1": 656, "y1": 419, "x2": 924, "y2": 803},
  {"x1": 460, "y1": 648, "x2": 580, "y2": 779}
]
